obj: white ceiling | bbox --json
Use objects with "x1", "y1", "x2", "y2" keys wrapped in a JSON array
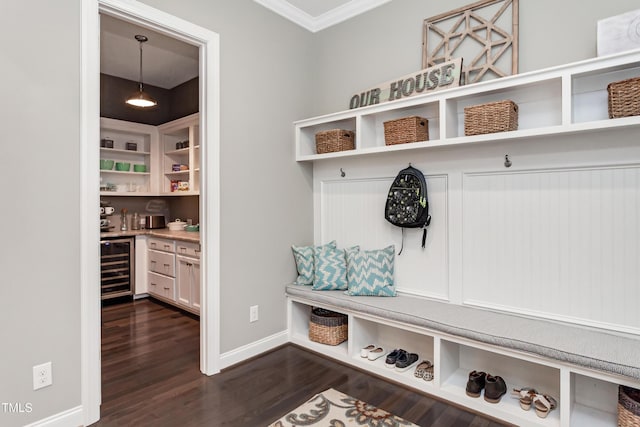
[
  {"x1": 253, "y1": 0, "x2": 392, "y2": 32},
  {"x1": 100, "y1": 14, "x2": 199, "y2": 89},
  {"x1": 100, "y1": 1, "x2": 388, "y2": 87}
]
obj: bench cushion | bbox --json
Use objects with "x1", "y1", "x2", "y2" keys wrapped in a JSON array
[{"x1": 286, "y1": 284, "x2": 640, "y2": 380}]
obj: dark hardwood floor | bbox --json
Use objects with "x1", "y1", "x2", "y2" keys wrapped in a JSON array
[{"x1": 93, "y1": 298, "x2": 511, "y2": 427}]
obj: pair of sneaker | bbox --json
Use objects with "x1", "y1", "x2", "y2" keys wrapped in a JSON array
[
  {"x1": 360, "y1": 344, "x2": 385, "y2": 361},
  {"x1": 384, "y1": 349, "x2": 419, "y2": 372},
  {"x1": 465, "y1": 370, "x2": 507, "y2": 403}
]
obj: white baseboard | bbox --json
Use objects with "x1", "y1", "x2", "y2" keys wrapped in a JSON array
[
  {"x1": 24, "y1": 405, "x2": 83, "y2": 427},
  {"x1": 219, "y1": 330, "x2": 288, "y2": 370}
]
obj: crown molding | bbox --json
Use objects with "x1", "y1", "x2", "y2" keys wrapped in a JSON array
[{"x1": 254, "y1": 0, "x2": 392, "y2": 32}]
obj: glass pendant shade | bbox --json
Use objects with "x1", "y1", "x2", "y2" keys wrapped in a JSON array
[
  {"x1": 126, "y1": 35, "x2": 157, "y2": 108},
  {"x1": 126, "y1": 83, "x2": 157, "y2": 108}
]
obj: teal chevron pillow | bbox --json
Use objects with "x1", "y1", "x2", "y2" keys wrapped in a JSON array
[
  {"x1": 292, "y1": 241, "x2": 336, "y2": 285},
  {"x1": 345, "y1": 246, "x2": 396, "y2": 296},
  {"x1": 313, "y1": 245, "x2": 359, "y2": 291}
]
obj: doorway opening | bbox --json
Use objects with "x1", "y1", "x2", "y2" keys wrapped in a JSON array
[{"x1": 81, "y1": 1, "x2": 220, "y2": 424}]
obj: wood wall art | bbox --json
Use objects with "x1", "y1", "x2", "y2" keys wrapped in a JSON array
[{"x1": 422, "y1": 0, "x2": 519, "y2": 84}]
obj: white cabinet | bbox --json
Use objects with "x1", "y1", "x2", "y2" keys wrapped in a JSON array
[
  {"x1": 294, "y1": 50, "x2": 640, "y2": 161},
  {"x1": 147, "y1": 236, "x2": 200, "y2": 315},
  {"x1": 177, "y1": 254, "x2": 200, "y2": 314},
  {"x1": 100, "y1": 118, "x2": 159, "y2": 195},
  {"x1": 157, "y1": 113, "x2": 200, "y2": 195},
  {"x1": 147, "y1": 237, "x2": 176, "y2": 302}
]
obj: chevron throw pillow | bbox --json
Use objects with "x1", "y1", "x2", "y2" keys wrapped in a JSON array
[
  {"x1": 313, "y1": 246, "x2": 358, "y2": 291},
  {"x1": 345, "y1": 246, "x2": 396, "y2": 296},
  {"x1": 292, "y1": 241, "x2": 336, "y2": 285}
]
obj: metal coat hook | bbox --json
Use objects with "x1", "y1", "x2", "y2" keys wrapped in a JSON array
[
  {"x1": 504, "y1": 154, "x2": 512, "y2": 168},
  {"x1": 340, "y1": 168, "x2": 346, "y2": 177}
]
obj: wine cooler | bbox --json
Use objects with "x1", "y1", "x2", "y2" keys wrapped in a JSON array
[{"x1": 100, "y1": 237, "x2": 134, "y2": 300}]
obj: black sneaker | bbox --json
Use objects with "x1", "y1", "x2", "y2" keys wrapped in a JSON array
[
  {"x1": 484, "y1": 374, "x2": 507, "y2": 403},
  {"x1": 395, "y1": 352, "x2": 419, "y2": 372},
  {"x1": 465, "y1": 370, "x2": 486, "y2": 398},
  {"x1": 384, "y1": 349, "x2": 405, "y2": 368}
]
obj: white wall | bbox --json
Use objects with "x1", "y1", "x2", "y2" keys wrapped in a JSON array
[{"x1": 0, "y1": 1, "x2": 82, "y2": 425}]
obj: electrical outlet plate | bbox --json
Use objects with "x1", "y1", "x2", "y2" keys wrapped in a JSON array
[
  {"x1": 33, "y1": 362, "x2": 52, "y2": 390},
  {"x1": 249, "y1": 305, "x2": 259, "y2": 323}
]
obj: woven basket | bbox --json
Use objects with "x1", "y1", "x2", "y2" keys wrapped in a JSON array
[
  {"x1": 384, "y1": 116, "x2": 429, "y2": 145},
  {"x1": 608, "y1": 76, "x2": 640, "y2": 119},
  {"x1": 619, "y1": 386, "x2": 640, "y2": 427},
  {"x1": 315, "y1": 129, "x2": 355, "y2": 154},
  {"x1": 464, "y1": 100, "x2": 518, "y2": 136},
  {"x1": 309, "y1": 307, "x2": 348, "y2": 346}
]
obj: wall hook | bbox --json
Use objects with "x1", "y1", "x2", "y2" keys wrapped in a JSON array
[
  {"x1": 340, "y1": 168, "x2": 346, "y2": 177},
  {"x1": 504, "y1": 154, "x2": 512, "y2": 168}
]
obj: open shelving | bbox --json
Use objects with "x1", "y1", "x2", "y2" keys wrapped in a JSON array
[
  {"x1": 295, "y1": 49, "x2": 640, "y2": 161},
  {"x1": 287, "y1": 296, "x2": 632, "y2": 427},
  {"x1": 158, "y1": 113, "x2": 200, "y2": 195}
]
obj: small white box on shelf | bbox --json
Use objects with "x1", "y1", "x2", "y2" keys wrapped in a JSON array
[{"x1": 597, "y1": 9, "x2": 640, "y2": 56}]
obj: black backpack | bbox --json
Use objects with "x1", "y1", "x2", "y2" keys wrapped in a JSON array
[{"x1": 384, "y1": 165, "x2": 431, "y2": 254}]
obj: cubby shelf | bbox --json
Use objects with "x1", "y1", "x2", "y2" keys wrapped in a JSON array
[
  {"x1": 287, "y1": 297, "x2": 629, "y2": 427},
  {"x1": 295, "y1": 50, "x2": 640, "y2": 161}
]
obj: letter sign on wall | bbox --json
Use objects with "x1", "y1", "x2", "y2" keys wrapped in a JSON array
[{"x1": 349, "y1": 58, "x2": 462, "y2": 109}]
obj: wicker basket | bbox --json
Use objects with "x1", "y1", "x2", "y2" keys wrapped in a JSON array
[
  {"x1": 384, "y1": 116, "x2": 429, "y2": 145},
  {"x1": 315, "y1": 129, "x2": 355, "y2": 154},
  {"x1": 309, "y1": 307, "x2": 347, "y2": 346},
  {"x1": 619, "y1": 386, "x2": 640, "y2": 427},
  {"x1": 464, "y1": 100, "x2": 518, "y2": 136},
  {"x1": 608, "y1": 76, "x2": 640, "y2": 119}
]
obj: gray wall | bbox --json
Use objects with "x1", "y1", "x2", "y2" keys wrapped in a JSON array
[
  {"x1": 0, "y1": 0, "x2": 82, "y2": 425},
  {"x1": 310, "y1": 0, "x2": 640, "y2": 116},
  {"x1": 138, "y1": 0, "x2": 316, "y2": 352},
  {"x1": 1, "y1": 0, "x2": 637, "y2": 425}
]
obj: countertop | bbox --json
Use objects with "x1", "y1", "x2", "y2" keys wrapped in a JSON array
[{"x1": 100, "y1": 228, "x2": 200, "y2": 243}]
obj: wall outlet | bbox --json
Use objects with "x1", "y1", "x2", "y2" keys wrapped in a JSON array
[
  {"x1": 249, "y1": 305, "x2": 259, "y2": 323},
  {"x1": 33, "y1": 362, "x2": 52, "y2": 390}
]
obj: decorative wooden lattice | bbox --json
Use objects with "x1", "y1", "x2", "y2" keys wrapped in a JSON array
[{"x1": 422, "y1": 0, "x2": 519, "y2": 84}]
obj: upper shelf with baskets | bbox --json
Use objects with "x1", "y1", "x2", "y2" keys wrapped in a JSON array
[{"x1": 295, "y1": 49, "x2": 640, "y2": 161}]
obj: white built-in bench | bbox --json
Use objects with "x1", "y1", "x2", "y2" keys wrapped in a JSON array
[{"x1": 286, "y1": 284, "x2": 640, "y2": 427}]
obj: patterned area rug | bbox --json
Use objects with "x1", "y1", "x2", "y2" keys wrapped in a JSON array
[{"x1": 268, "y1": 388, "x2": 418, "y2": 427}]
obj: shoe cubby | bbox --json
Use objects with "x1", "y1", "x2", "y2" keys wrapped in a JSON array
[
  {"x1": 439, "y1": 339, "x2": 561, "y2": 427},
  {"x1": 288, "y1": 300, "x2": 348, "y2": 359},
  {"x1": 569, "y1": 373, "x2": 618, "y2": 427},
  {"x1": 350, "y1": 316, "x2": 435, "y2": 389}
]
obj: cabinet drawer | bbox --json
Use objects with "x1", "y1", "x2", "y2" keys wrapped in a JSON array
[
  {"x1": 148, "y1": 249, "x2": 175, "y2": 277},
  {"x1": 148, "y1": 272, "x2": 175, "y2": 300},
  {"x1": 176, "y1": 241, "x2": 201, "y2": 258},
  {"x1": 148, "y1": 238, "x2": 175, "y2": 253}
]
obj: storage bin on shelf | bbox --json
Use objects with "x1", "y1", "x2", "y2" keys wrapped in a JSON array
[
  {"x1": 383, "y1": 116, "x2": 429, "y2": 145},
  {"x1": 464, "y1": 99, "x2": 518, "y2": 136},
  {"x1": 619, "y1": 385, "x2": 640, "y2": 427},
  {"x1": 607, "y1": 76, "x2": 640, "y2": 119},
  {"x1": 309, "y1": 307, "x2": 348, "y2": 345},
  {"x1": 315, "y1": 129, "x2": 355, "y2": 154}
]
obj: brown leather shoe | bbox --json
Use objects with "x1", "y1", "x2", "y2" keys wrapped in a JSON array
[
  {"x1": 484, "y1": 374, "x2": 507, "y2": 403},
  {"x1": 465, "y1": 370, "x2": 486, "y2": 398}
]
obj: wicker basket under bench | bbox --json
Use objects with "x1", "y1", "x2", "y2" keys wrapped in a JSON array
[{"x1": 309, "y1": 307, "x2": 348, "y2": 346}]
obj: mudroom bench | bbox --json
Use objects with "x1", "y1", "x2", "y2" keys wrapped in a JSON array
[{"x1": 286, "y1": 284, "x2": 640, "y2": 427}]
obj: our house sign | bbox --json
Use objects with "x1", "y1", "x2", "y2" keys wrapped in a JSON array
[{"x1": 349, "y1": 58, "x2": 462, "y2": 109}]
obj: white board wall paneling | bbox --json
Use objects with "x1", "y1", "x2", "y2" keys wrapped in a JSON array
[
  {"x1": 316, "y1": 166, "x2": 450, "y2": 300},
  {"x1": 462, "y1": 165, "x2": 640, "y2": 334}
]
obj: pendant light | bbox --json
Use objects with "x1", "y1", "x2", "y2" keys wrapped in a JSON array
[{"x1": 126, "y1": 35, "x2": 157, "y2": 108}]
